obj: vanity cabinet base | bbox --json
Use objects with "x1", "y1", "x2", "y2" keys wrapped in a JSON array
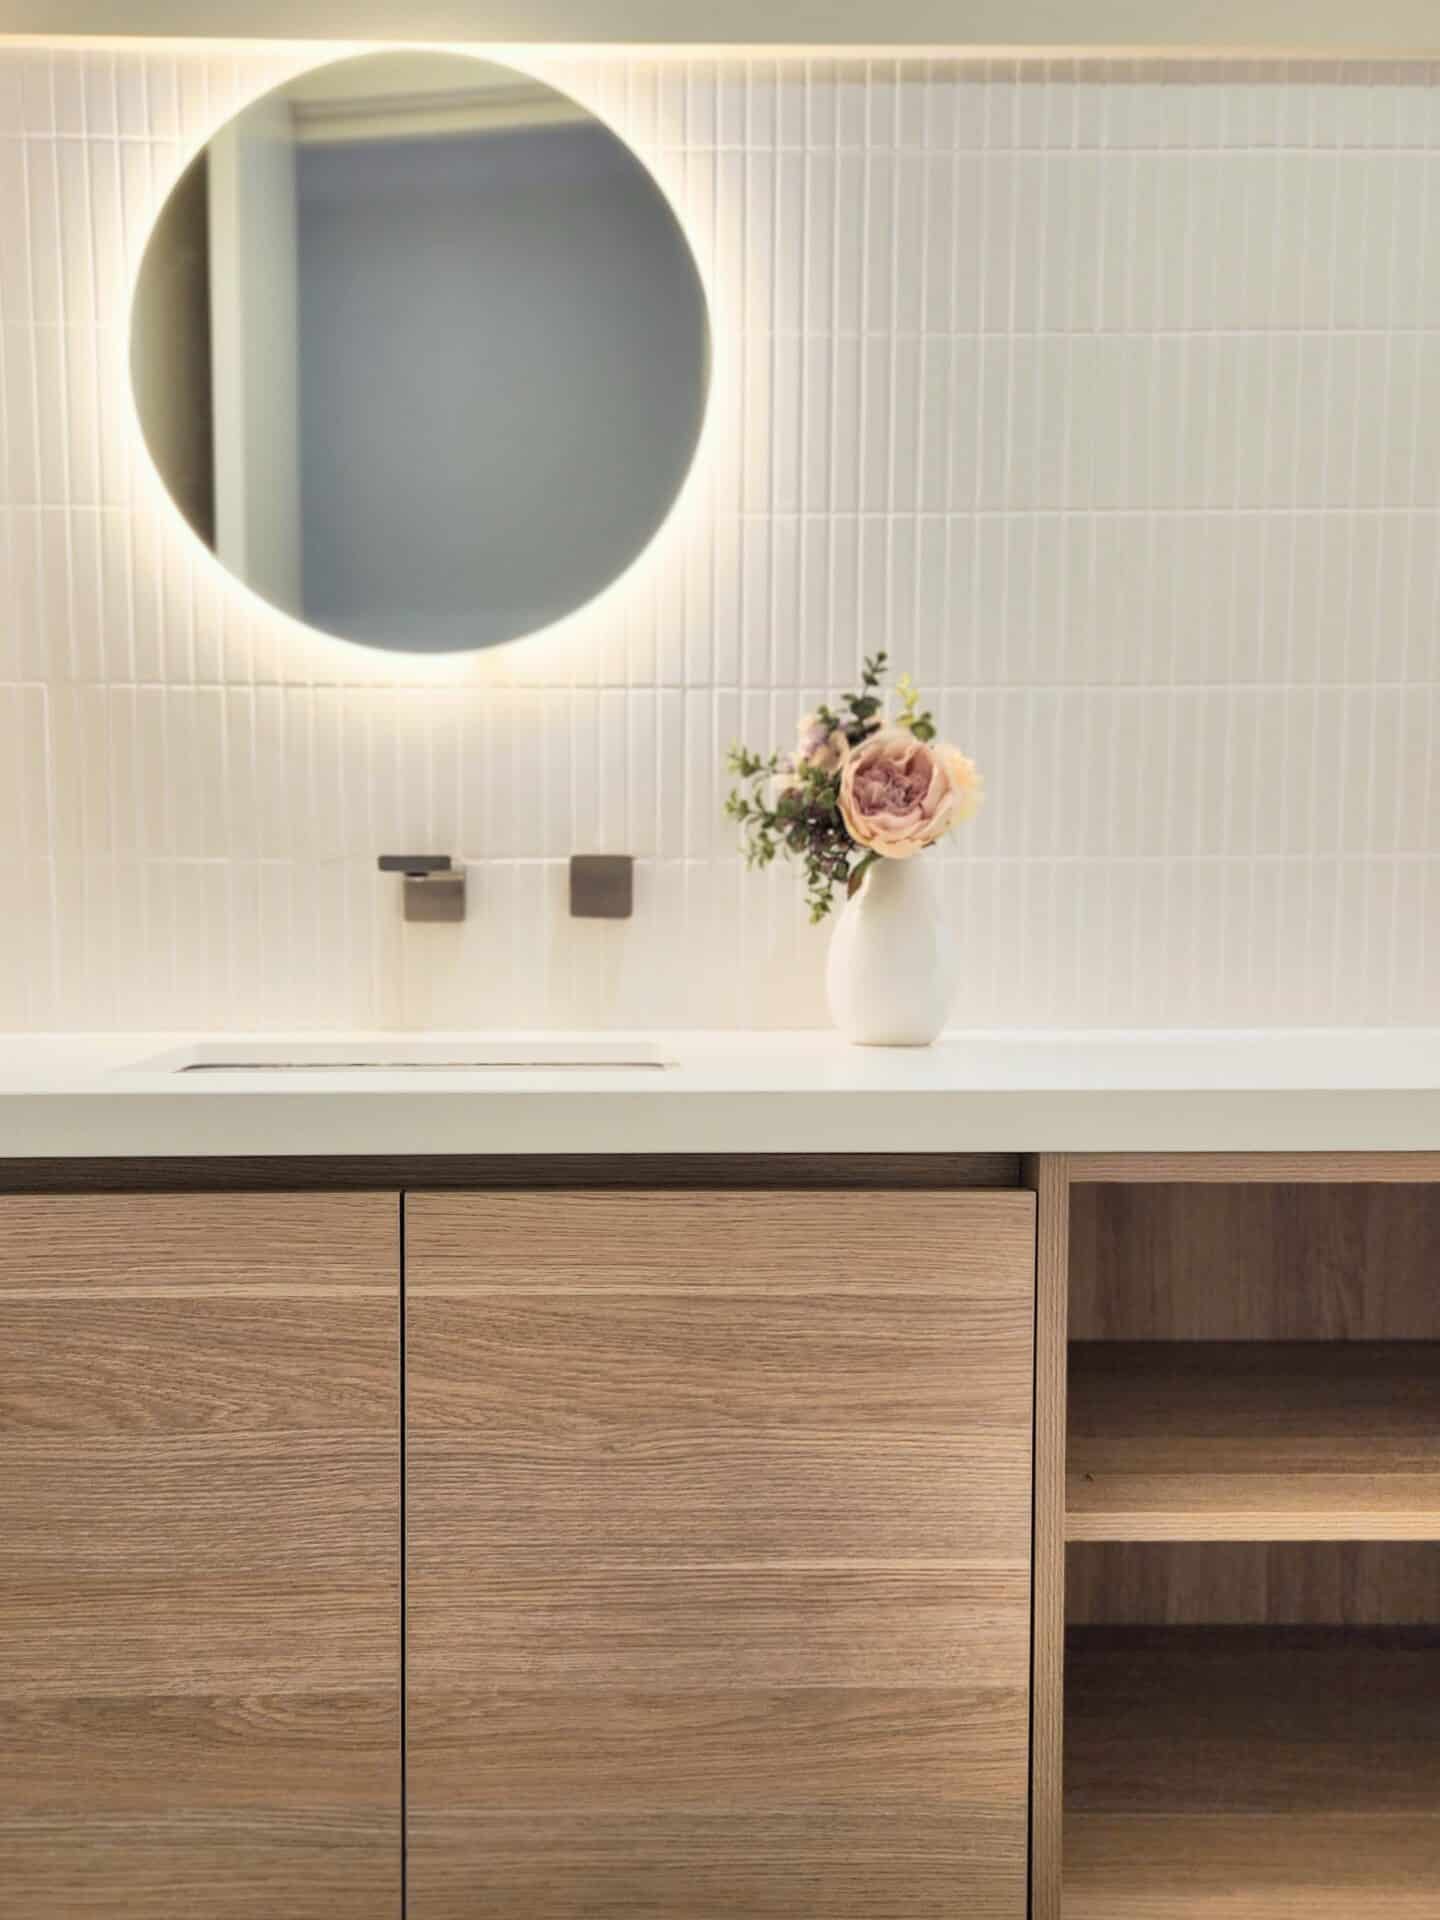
[
  {"x1": 0, "y1": 1193, "x2": 403, "y2": 1919},
  {"x1": 404, "y1": 1188, "x2": 1037, "y2": 1919},
  {"x1": 1033, "y1": 1156, "x2": 1440, "y2": 1920}
]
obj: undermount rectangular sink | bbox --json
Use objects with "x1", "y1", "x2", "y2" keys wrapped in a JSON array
[{"x1": 129, "y1": 1040, "x2": 672, "y2": 1074}]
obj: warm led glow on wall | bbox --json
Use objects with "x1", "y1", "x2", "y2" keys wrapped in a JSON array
[{"x1": 122, "y1": 40, "x2": 732, "y2": 685}]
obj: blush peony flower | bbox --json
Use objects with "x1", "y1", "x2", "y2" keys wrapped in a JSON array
[
  {"x1": 839, "y1": 728, "x2": 982, "y2": 858},
  {"x1": 942, "y1": 746, "x2": 985, "y2": 823}
]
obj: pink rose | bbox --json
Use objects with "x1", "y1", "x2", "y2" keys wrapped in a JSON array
[
  {"x1": 942, "y1": 746, "x2": 985, "y2": 823},
  {"x1": 839, "y1": 728, "x2": 983, "y2": 858}
]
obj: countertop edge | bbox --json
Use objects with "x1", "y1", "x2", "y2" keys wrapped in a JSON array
[{"x1": 3, "y1": 1085, "x2": 1439, "y2": 1158}]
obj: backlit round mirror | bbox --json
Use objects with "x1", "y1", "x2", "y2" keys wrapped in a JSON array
[{"x1": 131, "y1": 52, "x2": 710, "y2": 655}]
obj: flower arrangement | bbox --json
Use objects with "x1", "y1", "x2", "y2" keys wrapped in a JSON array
[{"x1": 725, "y1": 653, "x2": 984, "y2": 922}]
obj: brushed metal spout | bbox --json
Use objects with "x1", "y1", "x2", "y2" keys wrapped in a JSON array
[{"x1": 378, "y1": 854, "x2": 466, "y2": 923}]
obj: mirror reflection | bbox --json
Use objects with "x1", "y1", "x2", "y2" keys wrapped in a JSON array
[{"x1": 131, "y1": 53, "x2": 710, "y2": 654}]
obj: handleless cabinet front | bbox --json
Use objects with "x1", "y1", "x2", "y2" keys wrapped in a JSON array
[
  {"x1": 0, "y1": 1192, "x2": 403, "y2": 1919},
  {"x1": 404, "y1": 1187, "x2": 1036, "y2": 1919}
]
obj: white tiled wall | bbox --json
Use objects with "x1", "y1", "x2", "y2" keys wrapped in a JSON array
[{"x1": 1, "y1": 46, "x2": 1437, "y2": 1030}]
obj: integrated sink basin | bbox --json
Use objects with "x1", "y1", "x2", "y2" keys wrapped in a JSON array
[{"x1": 128, "y1": 1040, "x2": 673, "y2": 1074}]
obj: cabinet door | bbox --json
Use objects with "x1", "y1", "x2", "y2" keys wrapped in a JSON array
[
  {"x1": 0, "y1": 1193, "x2": 402, "y2": 1919},
  {"x1": 406, "y1": 1188, "x2": 1035, "y2": 1919}
]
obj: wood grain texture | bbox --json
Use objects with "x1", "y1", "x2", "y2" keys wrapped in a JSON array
[
  {"x1": 411, "y1": 1810, "x2": 1027, "y2": 1919},
  {"x1": 0, "y1": 1190, "x2": 398, "y2": 1292},
  {"x1": 1067, "y1": 1542, "x2": 1440, "y2": 1626},
  {"x1": 1065, "y1": 1152, "x2": 1440, "y2": 1183},
  {"x1": 1069, "y1": 1182, "x2": 1440, "y2": 1340},
  {"x1": 1069, "y1": 1494, "x2": 1440, "y2": 1550},
  {"x1": 408, "y1": 1562, "x2": 1028, "y2": 1687},
  {"x1": 1, "y1": 1302, "x2": 397, "y2": 1430},
  {"x1": 1066, "y1": 1814, "x2": 1440, "y2": 1918},
  {"x1": 412, "y1": 1685, "x2": 1025, "y2": 1804},
  {"x1": 406, "y1": 1188, "x2": 1035, "y2": 1920},
  {"x1": 0, "y1": 1693, "x2": 397, "y2": 1811},
  {"x1": 0, "y1": 1193, "x2": 401, "y2": 1918},
  {"x1": 1060, "y1": 1161, "x2": 1440, "y2": 1912},
  {"x1": 0, "y1": 1153, "x2": 1020, "y2": 1194},
  {"x1": 1024, "y1": 1154, "x2": 1068, "y2": 1920},
  {"x1": 1068, "y1": 1342, "x2": 1440, "y2": 1540},
  {"x1": 0, "y1": 1815, "x2": 401, "y2": 1920},
  {"x1": 407, "y1": 1186, "x2": 1037, "y2": 1294},
  {"x1": 1066, "y1": 1630, "x2": 1440, "y2": 1813},
  {"x1": 411, "y1": 1294, "x2": 1032, "y2": 1429},
  {"x1": 1064, "y1": 1628, "x2": 1440, "y2": 1916}
]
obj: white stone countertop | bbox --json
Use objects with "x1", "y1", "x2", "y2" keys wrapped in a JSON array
[{"x1": 0, "y1": 1028, "x2": 1437, "y2": 1158}]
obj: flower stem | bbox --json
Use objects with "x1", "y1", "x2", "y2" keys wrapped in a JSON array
[{"x1": 846, "y1": 850, "x2": 880, "y2": 899}]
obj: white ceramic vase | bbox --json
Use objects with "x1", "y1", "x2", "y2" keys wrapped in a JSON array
[{"x1": 824, "y1": 854, "x2": 953, "y2": 1046}]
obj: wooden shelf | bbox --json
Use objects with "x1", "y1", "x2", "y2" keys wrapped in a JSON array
[
  {"x1": 1065, "y1": 1627, "x2": 1440, "y2": 1917},
  {"x1": 1067, "y1": 1342, "x2": 1440, "y2": 1541}
]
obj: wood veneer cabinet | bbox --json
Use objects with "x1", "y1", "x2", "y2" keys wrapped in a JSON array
[
  {"x1": 0, "y1": 1164, "x2": 1036, "y2": 1920},
  {"x1": 404, "y1": 1188, "x2": 1037, "y2": 1919},
  {"x1": 1032, "y1": 1154, "x2": 1440, "y2": 1920},
  {"x1": 16, "y1": 1153, "x2": 1440, "y2": 1919},
  {"x1": 0, "y1": 1193, "x2": 403, "y2": 1920}
]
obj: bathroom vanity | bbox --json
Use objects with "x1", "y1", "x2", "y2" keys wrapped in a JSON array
[
  {"x1": 2, "y1": 1032, "x2": 1439, "y2": 1917},
  {"x1": 6, "y1": 7, "x2": 1440, "y2": 1912}
]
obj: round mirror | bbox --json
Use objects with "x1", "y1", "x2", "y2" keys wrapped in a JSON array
[{"x1": 131, "y1": 52, "x2": 710, "y2": 655}]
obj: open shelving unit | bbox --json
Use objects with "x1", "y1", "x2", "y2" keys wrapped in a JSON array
[
  {"x1": 1064, "y1": 1625, "x2": 1440, "y2": 1918},
  {"x1": 1067, "y1": 1341, "x2": 1440, "y2": 1540},
  {"x1": 1031, "y1": 1157, "x2": 1440, "y2": 1920}
]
